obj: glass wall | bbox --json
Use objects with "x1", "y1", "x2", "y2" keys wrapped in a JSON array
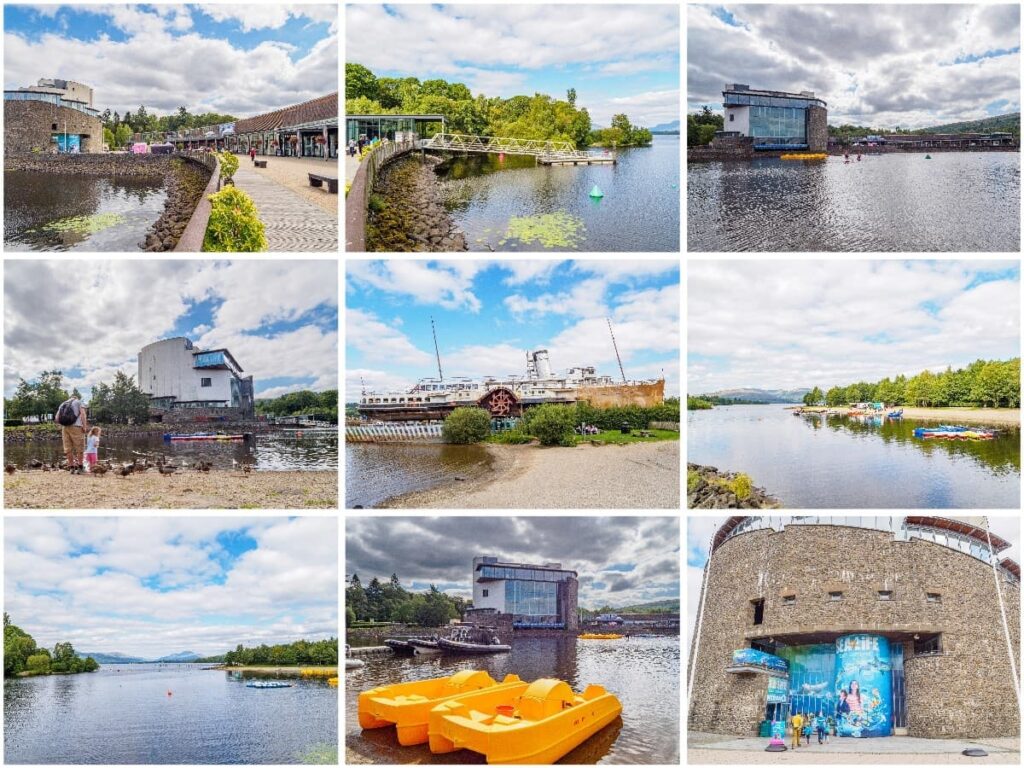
[
  {"x1": 505, "y1": 579, "x2": 560, "y2": 626},
  {"x1": 749, "y1": 105, "x2": 806, "y2": 141},
  {"x1": 480, "y1": 565, "x2": 571, "y2": 582}
]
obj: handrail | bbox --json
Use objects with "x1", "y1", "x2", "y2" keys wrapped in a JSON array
[{"x1": 424, "y1": 132, "x2": 591, "y2": 159}]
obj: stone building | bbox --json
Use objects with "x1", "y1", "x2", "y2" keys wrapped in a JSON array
[
  {"x1": 689, "y1": 516, "x2": 1020, "y2": 739},
  {"x1": 4, "y1": 78, "x2": 102, "y2": 154},
  {"x1": 472, "y1": 556, "x2": 579, "y2": 634},
  {"x1": 721, "y1": 84, "x2": 828, "y2": 152}
]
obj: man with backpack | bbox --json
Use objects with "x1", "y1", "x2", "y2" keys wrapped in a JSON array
[{"x1": 55, "y1": 395, "x2": 88, "y2": 474}]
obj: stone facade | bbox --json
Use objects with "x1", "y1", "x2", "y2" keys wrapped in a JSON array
[
  {"x1": 807, "y1": 105, "x2": 828, "y2": 152},
  {"x1": 4, "y1": 100, "x2": 102, "y2": 154},
  {"x1": 688, "y1": 524, "x2": 1020, "y2": 738},
  {"x1": 148, "y1": 406, "x2": 251, "y2": 424}
]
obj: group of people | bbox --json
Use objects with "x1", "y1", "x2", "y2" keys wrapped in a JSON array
[
  {"x1": 347, "y1": 135, "x2": 386, "y2": 157},
  {"x1": 787, "y1": 711, "x2": 834, "y2": 748},
  {"x1": 56, "y1": 396, "x2": 102, "y2": 474}
]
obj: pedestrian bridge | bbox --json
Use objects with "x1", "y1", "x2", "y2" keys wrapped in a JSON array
[{"x1": 423, "y1": 133, "x2": 615, "y2": 165}]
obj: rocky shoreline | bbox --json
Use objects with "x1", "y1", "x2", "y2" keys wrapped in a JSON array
[
  {"x1": 5, "y1": 154, "x2": 212, "y2": 252},
  {"x1": 687, "y1": 462, "x2": 781, "y2": 508},
  {"x1": 367, "y1": 154, "x2": 467, "y2": 251},
  {"x1": 4, "y1": 421, "x2": 276, "y2": 443}
]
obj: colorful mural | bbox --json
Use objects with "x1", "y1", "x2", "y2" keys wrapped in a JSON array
[{"x1": 835, "y1": 634, "x2": 892, "y2": 737}]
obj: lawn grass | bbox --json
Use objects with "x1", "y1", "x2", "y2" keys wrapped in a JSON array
[{"x1": 579, "y1": 428, "x2": 679, "y2": 445}]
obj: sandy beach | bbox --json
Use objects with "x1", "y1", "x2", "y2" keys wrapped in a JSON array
[
  {"x1": 795, "y1": 406, "x2": 1020, "y2": 426},
  {"x1": 4, "y1": 469, "x2": 337, "y2": 509},
  {"x1": 380, "y1": 441, "x2": 680, "y2": 509}
]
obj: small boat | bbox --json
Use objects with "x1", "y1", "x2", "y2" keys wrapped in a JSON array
[
  {"x1": 428, "y1": 678, "x2": 622, "y2": 764},
  {"x1": 913, "y1": 425, "x2": 996, "y2": 440},
  {"x1": 346, "y1": 658, "x2": 366, "y2": 670},
  {"x1": 887, "y1": 409, "x2": 903, "y2": 418},
  {"x1": 438, "y1": 627, "x2": 511, "y2": 655},
  {"x1": 359, "y1": 670, "x2": 523, "y2": 746},
  {"x1": 578, "y1": 633, "x2": 623, "y2": 640},
  {"x1": 384, "y1": 638, "x2": 416, "y2": 656},
  {"x1": 780, "y1": 153, "x2": 827, "y2": 161},
  {"x1": 408, "y1": 637, "x2": 441, "y2": 654},
  {"x1": 328, "y1": 677, "x2": 339, "y2": 687},
  {"x1": 246, "y1": 680, "x2": 292, "y2": 688},
  {"x1": 163, "y1": 432, "x2": 249, "y2": 441}
]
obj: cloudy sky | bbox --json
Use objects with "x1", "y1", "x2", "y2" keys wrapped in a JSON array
[
  {"x1": 4, "y1": 4, "x2": 337, "y2": 116},
  {"x1": 688, "y1": 260, "x2": 1020, "y2": 394},
  {"x1": 686, "y1": 515, "x2": 1021, "y2": 645},
  {"x1": 4, "y1": 260, "x2": 338, "y2": 400},
  {"x1": 688, "y1": 4, "x2": 1021, "y2": 129},
  {"x1": 4, "y1": 517, "x2": 338, "y2": 658},
  {"x1": 346, "y1": 4, "x2": 680, "y2": 128},
  {"x1": 348, "y1": 516, "x2": 679, "y2": 610},
  {"x1": 346, "y1": 259, "x2": 680, "y2": 400}
]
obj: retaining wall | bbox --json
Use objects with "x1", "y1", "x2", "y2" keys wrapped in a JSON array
[{"x1": 345, "y1": 140, "x2": 417, "y2": 251}]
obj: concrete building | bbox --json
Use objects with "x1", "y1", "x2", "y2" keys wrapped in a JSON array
[
  {"x1": 722, "y1": 84, "x2": 828, "y2": 151},
  {"x1": 138, "y1": 337, "x2": 254, "y2": 420},
  {"x1": 689, "y1": 516, "x2": 1020, "y2": 738},
  {"x1": 472, "y1": 556, "x2": 579, "y2": 632},
  {"x1": 4, "y1": 78, "x2": 102, "y2": 154}
]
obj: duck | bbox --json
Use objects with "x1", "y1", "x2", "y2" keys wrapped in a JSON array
[
  {"x1": 158, "y1": 464, "x2": 177, "y2": 475},
  {"x1": 5, "y1": 464, "x2": 16, "y2": 475},
  {"x1": 30, "y1": 458, "x2": 44, "y2": 469},
  {"x1": 242, "y1": 464, "x2": 252, "y2": 475},
  {"x1": 119, "y1": 465, "x2": 133, "y2": 477},
  {"x1": 91, "y1": 464, "x2": 109, "y2": 477}
]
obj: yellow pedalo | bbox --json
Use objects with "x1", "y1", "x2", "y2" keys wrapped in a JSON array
[
  {"x1": 358, "y1": 670, "x2": 523, "y2": 746},
  {"x1": 427, "y1": 678, "x2": 622, "y2": 764},
  {"x1": 578, "y1": 633, "x2": 623, "y2": 640}
]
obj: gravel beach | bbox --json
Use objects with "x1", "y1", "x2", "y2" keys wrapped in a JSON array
[
  {"x1": 813, "y1": 406, "x2": 1020, "y2": 426},
  {"x1": 380, "y1": 441, "x2": 680, "y2": 509},
  {"x1": 3, "y1": 469, "x2": 337, "y2": 509}
]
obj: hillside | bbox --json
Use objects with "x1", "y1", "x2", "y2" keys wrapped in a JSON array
[
  {"x1": 77, "y1": 651, "x2": 146, "y2": 664},
  {"x1": 650, "y1": 119, "x2": 680, "y2": 134},
  {"x1": 155, "y1": 651, "x2": 201, "y2": 662},
  {"x1": 615, "y1": 598, "x2": 679, "y2": 613},
  {"x1": 915, "y1": 112, "x2": 1019, "y2": 135},
  {"x1": 701, "y1": 388, "x2": 809, "y2": 404}
]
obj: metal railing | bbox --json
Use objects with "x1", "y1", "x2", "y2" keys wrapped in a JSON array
[
  {"x1": 424, "y1": 132, "x2": 592, "y2": 160},
  {"x1": 346, "y1": 423, "x2": 443, "y2": 442}
]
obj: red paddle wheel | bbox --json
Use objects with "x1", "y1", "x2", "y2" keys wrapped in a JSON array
[{"x1": 478, "y1": 387, "x2": 519, "y2": 417}]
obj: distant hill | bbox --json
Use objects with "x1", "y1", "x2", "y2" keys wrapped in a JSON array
[
  {"x1": 649, "y1": 119, "x2": 680, "y2": 134},
  {"x1": 77, "y1": 651, "x2": 146, "y2": 664},
  {"x1": 155, "y1": 651, "x2": 201, "y2": 663},
  {"x1": 701, "y1": 388, "x2": 809, "y2": 404},
  {"x1": 915, "y1": 112, "x2": 1019, "y2": 135},
  {"x1": 615, "y1": 598, "x2": 679, "y2": 613}
]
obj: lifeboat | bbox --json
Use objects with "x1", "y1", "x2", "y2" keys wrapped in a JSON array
[
  {"x1": 428, "y1": 678, "x2": 622, "y2": 764},
  {"x1": 358, "y1": 670, "x2": 523, "y2": 746}
]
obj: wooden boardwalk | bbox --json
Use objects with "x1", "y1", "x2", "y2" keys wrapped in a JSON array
[{"x1": 232, "y1": 162, "x2": 338, "y2": 252}]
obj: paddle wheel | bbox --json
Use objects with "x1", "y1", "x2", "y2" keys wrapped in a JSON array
[{"x1": 478, "y1": 387, "x2": 519, "y2": 417}]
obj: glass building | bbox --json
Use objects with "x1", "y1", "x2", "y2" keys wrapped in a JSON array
[
  {"x1": 722, "y1": 84, "x2": 827, "y2": 150},
  {"x1": 472, "y1": 557, "x2": 577, "y2": 628},
  {"x1": 345, "y1": 114, "x2": 446, "y2": 143}
]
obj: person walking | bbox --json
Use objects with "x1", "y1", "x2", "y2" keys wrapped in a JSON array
[
  {"x1": 803, "y1": 713, "x2": 812, "y2": 745},
  {"x1": 790, "y1": 711, "x2": 803, "y2": 750},
  {"x1": 55, "y1": 395, "x2": 88, "y2": 474},
  {"x1": 249, "y1": 145, "x2": 257, "y2": 163},
  {"x1": 815, "y1": 711, "x2": 826, "y2": 744}
]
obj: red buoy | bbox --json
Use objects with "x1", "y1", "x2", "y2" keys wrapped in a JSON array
[{"x1": 167, "y1": 691, "x2": 173, "y2": 697}]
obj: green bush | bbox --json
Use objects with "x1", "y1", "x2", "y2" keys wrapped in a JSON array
[
  {"x1": 728, "y1": 474, "x2": 752, "y2": 500},
  {"x1": 573, "y1": 401, "x2": 680, "y2": 430},
  {"x1": 489, "y1": 427, "x2": 534, "y2": 445},
  {"x1": 368, "y1": 194, "x2": 387, "y2": 213},
  {"x1": 202, "y1": 186, "x2": 268, "y2": 252},
  {"x1": 218, "y1": 150, "x2": 240, "y2": 184},
  {"x1": 25, "y1": 653, "x2": 51, "y2": 674},
  {"x1": 442, "y1": 407, "x2": 491, "y2": 444},
  {"x1": 524, "y1": 404, "x2": 577, "y2": 446}
]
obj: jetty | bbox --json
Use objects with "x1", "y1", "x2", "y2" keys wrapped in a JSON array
[
  {"x1": 346, "y1": 423, "x2": 443, "y2": 443},
  {"x1": 423, "y1": 133, "x2": 616, "y2": 165}
]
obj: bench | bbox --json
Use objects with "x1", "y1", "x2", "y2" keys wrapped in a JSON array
[
  {"x1": 254, "y1": 160, "x2": 267, "y2": 168},
  {"x1": 308, "y1": 173, "x2": 338, "y2": 193}
]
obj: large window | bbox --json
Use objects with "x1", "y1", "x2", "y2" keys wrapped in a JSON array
[
  {"x1": 505, "y1": 579, "x2": 560, "y2": 626},
  {"x1": 749, "y1": 106, "x2": 806, "y2": 142}
]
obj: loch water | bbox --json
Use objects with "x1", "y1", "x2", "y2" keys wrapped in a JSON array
[
  {"x1": 688, "y1": 405, "x2": 1021, "y2": 508},
  {"x1": 3, "y1": 664, "x2": 337, "y2": 764},
  {"x1": 345, "y1": 635, "x2": 680, "y2": 764},
  {"x1": 688, "y1": 152, "x2": 1020, "y2": 251}
]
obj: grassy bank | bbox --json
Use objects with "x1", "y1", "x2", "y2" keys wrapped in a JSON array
[
  {"x1": 485, "y1": 428, "x2": 678, "y2": 446},
  {"x1": 4, "y1": 469, "x2": 337, "y2": 509}
]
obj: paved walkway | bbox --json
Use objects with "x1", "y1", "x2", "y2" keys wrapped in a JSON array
[
  {"x1": 345, "y1": 153, "x2": 361, "y2": 184},
  {"x1": 232, "y1": 161, "x2": 338, "y2": 251}
]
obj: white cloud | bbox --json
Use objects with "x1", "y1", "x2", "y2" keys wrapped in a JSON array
[
  {"x1": 345, "y1": 308, "x2": 433, "y2": 368},
  {"x1": 347, "y1": 261, "x2": 483, "y2": 312}
]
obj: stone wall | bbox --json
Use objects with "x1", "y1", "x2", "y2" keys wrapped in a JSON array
[
  {"x1": 4, "y1": 101, "x2": 103, "y2": 154},
  {"x1": 688, "y1": 135, "x2": 755, "y2": 162},
  {"x1": 688, "y1": 524, "x2": 1020, "y2": 737},
  {"x1": 807, "y1": 105, "x2": 828, "y2": 152},
  {"x1": 149, "y1": 406, "x2": 251, "y2": 424},
  {"x1": 575, "y1": 381, "x2": 665, "y2": 408}
]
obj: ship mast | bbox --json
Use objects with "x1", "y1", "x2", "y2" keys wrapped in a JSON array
[
  {"x1": 431, "y1": 316, "x2": 444, "y2": 381},
  {"x1": 607, "y1": 317, "x2": 627, "y2": 383}
]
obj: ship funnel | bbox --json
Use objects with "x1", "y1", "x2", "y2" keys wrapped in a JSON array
[{"x1": 532, "y1": 349, "x2": 552, "y2": 379}]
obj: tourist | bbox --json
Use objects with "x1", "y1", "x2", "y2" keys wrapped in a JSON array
[
  {"x1": 249, "y1": 145, "x2": 257, "y2": 163},
  {"x1": 803, "y1": 713, "x2": 812, "y2": 745},
  {"x1": 815, "y1": 711, "x2": 826, "y2": 744},
  {"x1": 83, "y1": 427, "x2": 102, "y2": 473},
  {"x1": 55, "y1": 395, "x2": 88, "y2": 474},
  {"x1": 790, "y1": 710, "x2": 803, "y2": 749}
]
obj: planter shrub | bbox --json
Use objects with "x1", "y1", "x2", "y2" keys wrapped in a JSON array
[
  {"x1": 218, "y1": 150, "x2": 240, "y2": 185},
  {"x1": 202, "y1": 187, "x2": 268, "y2": 252}
]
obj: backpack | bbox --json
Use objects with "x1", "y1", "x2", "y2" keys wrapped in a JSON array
[{"x1": 56, "y1": 399, "x2": 79, "y2": 426}]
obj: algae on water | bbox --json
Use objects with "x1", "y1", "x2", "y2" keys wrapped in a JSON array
[
  {"x1": 35, "y1": 213, "x2": 127, "y2": 235},
  {"x1": 503, "y1": 212, "x2": 586, "y2": 249}
]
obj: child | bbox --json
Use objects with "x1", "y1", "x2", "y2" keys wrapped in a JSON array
[
  {"x1": 84, "y1": 426, "x2": 101, "y2": 473},
  {"x1": 803, "y1": 714, "x2": 813, "y2": 745}
]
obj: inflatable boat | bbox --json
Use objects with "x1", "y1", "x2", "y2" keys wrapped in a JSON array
[
  {"x1": 246, "y1": 680, "x2": 292, "y2": 688},
  {"x1": 438, "y1": 637, "x2": 511, "y2": 654},
  {"x1": 163, "y1": 433, "x2": 250, "y2": 441}
]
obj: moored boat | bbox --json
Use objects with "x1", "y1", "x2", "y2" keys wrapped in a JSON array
[
  {"x1": 408, "y1": 637, "x2": 441, "y2": 654},
  {"x1": 578, "y1": 633, "x2": 623, "y2": 640},
  {"x1": 163, "y1": 432, "x2": 249, "y2": 441},
  {"x1": 358, "y1": 670, "x2": 523, "y2": 746},
  {"x1": 246, "y1": 680, "x2": 292, "y2": 688},
  {"x1": 427, "y1": 678, "x2": 623, "y2": 764},
  {"x1": 913, "y1": 425, "x2": 997, "y2": 440},
  {"x1": 438, "y1": 637, "x2": 512, "y2": 654},
  {"x1": 384, "y1": 638, "x2": 416, "y2": 655}
]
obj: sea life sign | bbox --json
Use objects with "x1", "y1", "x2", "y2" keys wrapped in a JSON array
[
  {"x1": 766, "y1": 675, "x2": 789, "y2": 704},
  {"x1": 731, "y1": 647, "x2": 789, "y2": 673},
  {"x1": 834, "y1": 634, "x2": 892, "y2": 737}
]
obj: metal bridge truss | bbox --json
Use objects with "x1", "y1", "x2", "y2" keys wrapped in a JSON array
[{"x1": 424, "y1": 133, "x2": 592, "y2": 161}]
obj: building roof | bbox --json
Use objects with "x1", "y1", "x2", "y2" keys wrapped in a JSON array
[
  {"x1": 234, "y1": 92, "x2": 338, "y2": 134},
  {"x1": 904, "y1": 516, "x2": 1011, "y2": 552},
  {"x1": 346, "y1": 114, "x2": 446, "y2": 120}
]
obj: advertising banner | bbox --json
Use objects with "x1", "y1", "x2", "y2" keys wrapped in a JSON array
[
  {"x1": 766, "y1": 675, "x2": 789, "y2": 704},
  {"x1": 731, "y1": 648, "x2": 789, "y2": 673},
  {"x1": 834, "y1": 634, "x2": 892, "y2": 737}
]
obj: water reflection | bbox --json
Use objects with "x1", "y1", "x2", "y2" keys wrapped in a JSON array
[
  {"x1": 688, "y1": 153, "x2": 1020, "y2": 251},
  {"x1": 345, "y1": 635, "x2": 679, "y2": 765}
]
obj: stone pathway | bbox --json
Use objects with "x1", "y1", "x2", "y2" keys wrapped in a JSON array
[
  {"x1": 345, "y1": 153, "x2": 361, "y2": 184},
  {"x1": 232, "y1": 162, "x2": 338, "y2": 251}
]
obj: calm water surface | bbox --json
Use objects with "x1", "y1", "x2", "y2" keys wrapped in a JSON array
[
  {"x1": 688, "y1": 153, "x2": 1020, "y2": 251},
  {"x1": 345, "y1": 635, "x2": 679, "y2": 764},
  {"x1": 345, "y1": 442, "x2": 494, "y2": 507},
  {"x1": 688, "y1": 405, "x2": 1020, "y2": 508},
  {"x1": 5, "y1": 430, "x2": 338, "y2": 471},
  {"x1": 4, "y1": 664, "x2": 337, "y2": 764},
  {"x1": 438, "y1": 134, "x2": 680, "y2": 251},
  {"x1": 4, "y1": 171, "x2": 166, "y2": 251}
]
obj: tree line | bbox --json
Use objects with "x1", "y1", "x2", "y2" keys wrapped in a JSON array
[
  {"x1": 803, "y1": 359, "x2": 1020, "y2": 408},
  {"x1": 101, "y1": 105, "x2": 238, "y2": 149},
  {"x1": 346, "y1": 573, "x2": 467, "y2": 628},
  {"x1": 346, "y1": 63, "x2": 651, "y2": 149},
  {"x1": 687, "y1": 106, "x2": 725, "y2": 146},
  {"x1": 255, "y1": 389, "x2": 338, "y2": 421},
  {"x1": 4, "y1": 614, "x2": 98, "y2": 677},
  {"x1": 5, "y1": 369, "x2": 150, "y2": 426},
  {"x1": 207, "y1": 638, "x2": 338, "y2": 666}
]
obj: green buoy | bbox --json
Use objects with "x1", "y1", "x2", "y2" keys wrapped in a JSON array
[
  {"x1": 589, "y1": 185, "x2": 604, "y2": 198},
  {"x1": 925, "y1": 154, "x2": 932, "y2": 159}
]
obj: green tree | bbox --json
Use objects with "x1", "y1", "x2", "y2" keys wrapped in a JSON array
[
  {"x1": 442, "y1": 407, "x2": 491, "y2": 444},
  {"x1": 114, "y1": 123, "x2": 132, "y2": 148},
  {"x1": 566, "y1": 88, "x2": 577, "y2": 107},
  {"x1": 103, "y1": 127, "x2": 115, "y2": 148},
  {"x1": 524, "y1": 403, "x2": 577, "y2": 446},
  {"x1": 346, "y1": 63, "x2": 379, "y2": 101},
  {"x1": 415, "y1": 585, "x2": 456, "y2": 627},
  {"x1": 26, "y1": 651, "x2": 51, "y2": 674}
]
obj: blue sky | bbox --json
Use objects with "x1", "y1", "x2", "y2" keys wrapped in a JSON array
[
  {"x1": 346, "y1": 260, "x2": 680, "y2": 400},
  {"x1": 4, "y1": 260, "x2": 338, "y2": 400},
  {"x1": 688, "y1": 4, "x2": 1021, "y2": 129},
  {"x1": 4, "y1": 517, "x2": 338, "y2": 657},
  {"x1": 346, "y1": 4, "x2": 680, "y2": 128},
  {"x1": 688, "y1": 261, "x2": 1020, "y2": 393},
  {"x1": 348, "y1": 516, "x2": 680, "y2": 610},
  {"x1": 4, "y1": 4, "x2": 337, "y2": 115}
]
